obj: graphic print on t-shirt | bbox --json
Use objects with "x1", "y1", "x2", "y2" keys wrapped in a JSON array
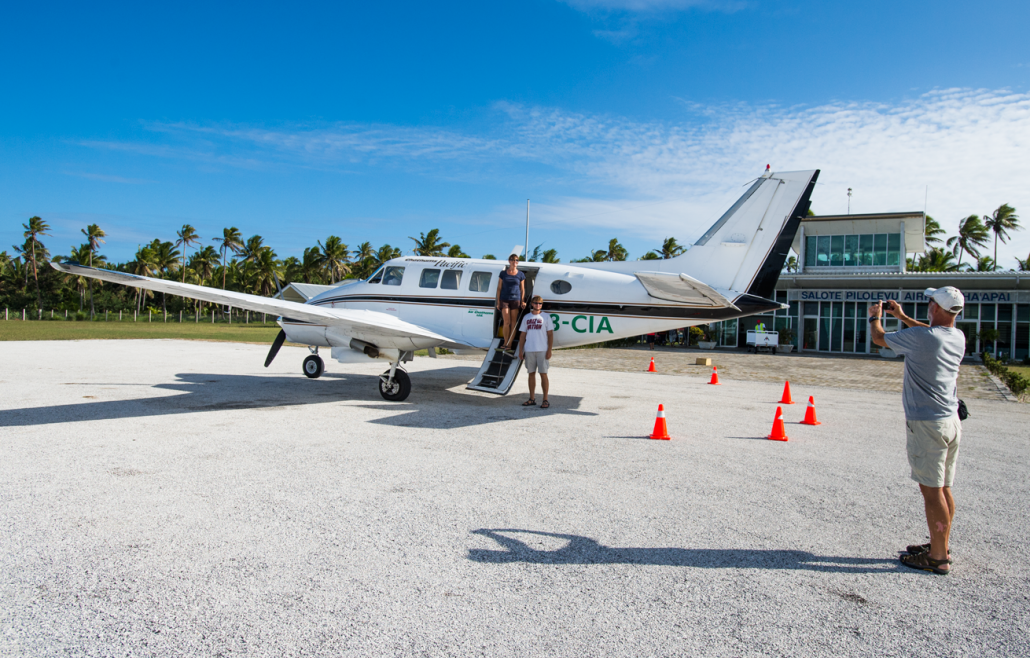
[{"x1": 520, "y1": 313, "x2": 554, "y2": 353}]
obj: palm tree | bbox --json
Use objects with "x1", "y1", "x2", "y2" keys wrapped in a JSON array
[
  {"x1": 300, "y1": 246, "x2": 324, "y2": 283},
  {"x1": 175, "y1": 224, "x2": 201, "y2": 283},
  {"x1": 150, "y1": 240, "x2": 180, "y2": 315},
  {"x1": 573, "y1": 250, "x2": 608, "y2": 263},
  {"x1": 409, "y1": 229, "x2": 449, "y2": 256},
  {"x1": 912, "y1": 247, "x2": 959, "y2": 272},
  {"x1": 447, "y1": 244, "x2": 470, "y2": 258},
  {"x1": 351, "y1": 241, "x2": 377, "y2": 279},
  {"x1": 319, "y1": 236, "x2": 350, "y2": 283},
  {"x1": 241, "y1": 235, "x2": 268, "y2": 264},
  {"x1": 946, "y1": 215, "x2": 990, "y2": 270},
  {"x1": 783, "y1": 256, "x2": 799, "y2": 273},
  {"x1": 81, "y1": 224, "x2": 106, "y2": 317},
  {"x1": 282, "y1": 256, "x2": 303, "y2": 284},
  {"x1": 373, "y1": 244, "x2": 402, "y2": 268},
  {"x1": 130, "y1": 245, "x2": 158, "y2": 312},
  {"x1": 541, "y1": 249, "x2": 559, "y2": 264},
  {"x1": 1016, "y1": 253, "x2": 1029, "y2": 271},
  {"x1": 67, "y1": 244, "x2": 94, "y2": 310},
  {"x1": 250, "y1": 248, "x2": 282, "y2": 296},
  {"x1": 983, "y1": 204, "x2": 1020, "y2": 269},
  {"x1": 213, "y1": 227, "x2": 244, "y2": 289},
  {"x1": 923, "y1": 215, "x2": 945, "y2": 246},
  {"x1": 22, "y1": 216, "x2": 50, "y2": 306},
  {"x1": 189, "y1": 245, "x2": 219, "y2": 315},
  {"x1": 482, "y1": 254, "x2": 497, "y2": 260},
  {"x1": 652, "y1": 237, "x2": 686, "y2": 259},
  {"x1": 974, "y1": 255, "x2": 996, "y2": 272},
  {"x1": 639, "y1": 252, "x2": 661, "y2": 261},
  {"x1": 605, "y1": 238, "x2": 628, "y2": 262}
]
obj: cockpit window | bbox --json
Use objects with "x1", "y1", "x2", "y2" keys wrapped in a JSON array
[
  {"x1": 419, "y1": 269, "x2": 440, "y2": 288},
  {"x1": 441, "y1": 270, "x2": 461, "y2": 290},
  {"x1": 368, "y1": 266, "x2": 385, "y2": 284},
  {"x1": 382, "y1": 266, "x2": 405, "y2": 286}
]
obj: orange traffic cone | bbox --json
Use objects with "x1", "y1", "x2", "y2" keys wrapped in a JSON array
[
  {"x1": 767, "y1": 406, "x2": 788, "y2": 441},
  {"x1": 779, "y1": 381, "x2": 795, "y2": 404},
  {"x1": 708, "y1": 366, "x2": 720, "y2": 385},
  {"x1": 649, "y1": 404, "x2": 671, "y2": 440},
  {"x1": 800, "y1": 396, "x2": 822, "y2": 426},
  {"x1": 647, "y1": 357, "x2": 656, "y2": 372}
]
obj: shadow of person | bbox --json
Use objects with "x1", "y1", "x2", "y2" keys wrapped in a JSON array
[
  {"x1": 468, "y1": 529, "x2": 898, "y2": 574},
  {"x1": 0, "y1": 365, "x2": 595, "y2": 429}
]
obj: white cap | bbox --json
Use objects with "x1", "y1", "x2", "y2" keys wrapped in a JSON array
[{"x1": 924, "y1": 286, "x2": 964, "y2": 314}]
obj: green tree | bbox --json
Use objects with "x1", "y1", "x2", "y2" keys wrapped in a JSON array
[
  {"x1": 447, "y1": 244, "x2": 470, "y2": 258},
  {"x1": 81, "y1": 224, "x2": 106, "y2": 317},
  {"x1": 282, "y1": 256, "x2": 303, "y2": 284},
  {"x1": 923, "y1": 215, "x2": 945, "y2": 246},
  {"x1": 301, "y1": 246, "x2": 324, "y2": 283},
  {"x1": 913, "y1": 247, "x2": 959, "y2": 272},
  {"x1": 373, "y1": 244, "x2": 402, "y2": 268},
  {"x1": 974, "y1": 255, "x2": 996, "y2": 272},
  {"x1": 22, "y1": 216, "x2": 50, "y2": 306},
  {"x1": 409, "y1": 229, "x2": 449, "y2": 256},
  {"x1": 638, "y1": 252, "x2": 661, "y2": 261},
  {"x1": 946, "y1": 215, "x2": 990, "y2": 270},
  {"x1": 318, "y1": 236, "x2": 350, "y2": 283},
  {"x1": 351, "y1": 241, "x2": 377, "y2": 279},
  {"x1": 175, "y1": 224, "x2": 201, "y2": 282},
  {"x1": 983, "y1": 204, "x2": 1020, "y2": 269},
  {"x1": 130, "y1": 245, "x2": 158, "y2": 312},
  {"x1": 482, "y1": 254, "x2": 497, "y2": 260},
  {"x1": 1015, "y1": 252, "x2": 1029, "y2": 271},
  {"x1": 541, "y1": 248, "x2": 559, "y2": 264},
  {"x1": 66, "y1": 244, "x2": 94, "y2": 310},
  {"x1": 150, "y1": 240, "x2": 180, "y2": 315},
  {"x1": 241, "y1": 235, "x2": 268, "y2": 264},
  {"x1": 652, "y1": 237, "x2": 686, "y2": 259},
  {"x1": 605, "y1": 238, "x2": 628, "y2": 261},
  {"x1": 783, "y1": 255, "x2": 799, "y2": 273},
  {"x1": 250, "y1": 248, "x2": 282, "y2": 296},
  {"x1": 213, "y1": 227, "x2": 244, "y2": 289}
]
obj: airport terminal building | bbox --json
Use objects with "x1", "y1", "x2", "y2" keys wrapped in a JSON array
[{"x1": 710, "y1": 212, "x2": 1030, "y2": 360}]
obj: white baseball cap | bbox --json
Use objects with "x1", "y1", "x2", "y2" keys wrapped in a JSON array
[{"x1": 924, "y1": 286, "x2": 965, "y2": 313}]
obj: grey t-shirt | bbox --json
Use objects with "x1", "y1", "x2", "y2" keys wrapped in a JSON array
[{"x1": 884, "y1": 326, "x2": 965, "y2": 420}]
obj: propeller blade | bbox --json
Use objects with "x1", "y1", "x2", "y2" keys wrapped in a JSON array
[{"x1": 264, "y1": 329, "x2": 287, "y2": 367}]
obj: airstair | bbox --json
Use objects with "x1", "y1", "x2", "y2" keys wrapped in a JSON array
[{"x1": 466, "y1": 338, "x2": 524, "y2": 395}]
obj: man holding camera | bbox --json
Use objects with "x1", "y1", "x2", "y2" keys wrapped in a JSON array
[{"x1": 869, "y1": 287, "x2": 966, "y2": 575}]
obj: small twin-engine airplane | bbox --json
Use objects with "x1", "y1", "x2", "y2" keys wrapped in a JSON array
[{"x1": 52, "y1": 168, "x2": 818, "y2": 402}]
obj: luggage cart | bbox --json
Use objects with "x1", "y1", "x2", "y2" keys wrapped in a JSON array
[{"x1": 746, "y1": 330, "x2": 779, "y2": 354}]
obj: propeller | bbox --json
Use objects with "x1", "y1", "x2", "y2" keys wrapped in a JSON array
[{"x1": 264, "y1": 329, "x2": 287, "y2": 367}]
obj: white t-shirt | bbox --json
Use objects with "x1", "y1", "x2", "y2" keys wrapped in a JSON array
[{"x1": 519, "y1": 312, "x2": 554, "y2": 352}]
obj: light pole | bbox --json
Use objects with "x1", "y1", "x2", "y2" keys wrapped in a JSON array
[{"x1": 847, "y1": 188, "x2": 852, "y2": 215}]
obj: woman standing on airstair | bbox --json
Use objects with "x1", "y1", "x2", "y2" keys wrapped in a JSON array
[{"x1": 496, "y1": 253, "x2": 526, "y2": 350}]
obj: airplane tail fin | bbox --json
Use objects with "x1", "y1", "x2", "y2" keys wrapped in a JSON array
[{"x1": 673, "y1": 169, "x2": 818, "y2": 297}]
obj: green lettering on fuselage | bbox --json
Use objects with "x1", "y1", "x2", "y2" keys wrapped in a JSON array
[{"x1": 554, "y1": 314, "x2": 614, "y2": 334}]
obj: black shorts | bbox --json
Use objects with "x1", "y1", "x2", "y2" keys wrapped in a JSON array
[{"x1": 500, "y1": 299, "x2": 522, "y2": 310}]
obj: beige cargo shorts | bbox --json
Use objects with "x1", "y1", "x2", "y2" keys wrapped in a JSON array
[
  {"x1": 523, "y1": 351, "x2": 549, "y2": 374},
  {"x1": 905, "y1": 416, "x2": 962, "y2": 488}
]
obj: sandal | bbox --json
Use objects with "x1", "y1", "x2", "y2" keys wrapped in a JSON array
[
  {"x1": 540, "y1": 400, "x2": 550, "y2": 409},
  {"x1": 900, "y1": 552, "x2": 950, "y2": 575},
  {"x1": 906, "y1": 543, "x2": 952, "y2": 560},
  {"x1": 522, "y1": 399, "x2": 536, "y2": 406}
]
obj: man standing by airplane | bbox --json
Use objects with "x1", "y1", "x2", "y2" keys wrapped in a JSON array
[
  {"x1": 869, "y1": 288, "x2": 966, "y2": 575},
  {"x1": 518, "y1": 295, "x2": 554, "y2": 409}
]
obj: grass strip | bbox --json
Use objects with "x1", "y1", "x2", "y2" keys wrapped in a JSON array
[{"x1": 0, "y1": 320, "x2": 284, "y2": 344}]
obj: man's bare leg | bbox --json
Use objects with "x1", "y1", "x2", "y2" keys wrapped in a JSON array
[
  {"x1": 540, "y1": 373, "x2": 549, "y2": 403},
  {"x1": 920, "y1": 484, "x2": 952, "y2": 569},
  {"x1": 527, "y1": 373, "x2": 537, "y2": 401}
]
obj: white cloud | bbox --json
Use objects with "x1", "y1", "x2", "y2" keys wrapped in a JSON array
[
  {"x1": 84, "y1": 88, "x2": 1030, "y2": 266},
  {"x1": 560, "y1": 0, "x2": 740, "y2": 13}
]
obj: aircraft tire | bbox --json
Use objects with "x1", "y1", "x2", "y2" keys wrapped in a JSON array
[
  {"x1": 303, "y1": 355, "x2": 324, "y2": 379},
  {"x1": 379, "y1": 369, "x2": 411, "y2": 402}
]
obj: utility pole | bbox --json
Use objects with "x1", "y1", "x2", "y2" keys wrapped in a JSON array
[{"x1": 525, "y1": 199, "x2": 530, "y2": 261}]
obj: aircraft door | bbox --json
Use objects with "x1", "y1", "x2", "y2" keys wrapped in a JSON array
[{"x1": 461, "y1": 269, "x2": 498, "y2": 343}]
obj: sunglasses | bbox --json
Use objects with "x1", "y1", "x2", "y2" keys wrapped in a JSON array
[{"x1": 531, "y1": 302, "x2": 543, "y2": 306}]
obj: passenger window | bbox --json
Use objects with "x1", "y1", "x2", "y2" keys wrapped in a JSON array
[
  {"x1": 368, "y1": 266, "x2": 384, "y2": 284},
  {"x1": 441, "y1": 270, "x2": 462, "y2": 290},
  {"x1": 550, "y1": 280, "x2": 572, "y2": 295},
  {"x1": 469, "y1": 271, "x2": 492, "y2": 292},
  {"x1": 382, "y1": 266, "x2": 405, "y2": 286},
  {"x1": 419, "y1": 269, "x2": 441, "y2": 288}
]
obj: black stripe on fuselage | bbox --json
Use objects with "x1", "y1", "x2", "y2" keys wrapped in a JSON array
[{"x1": 302, "y1": 293, "x2": 779, "y2": 322}]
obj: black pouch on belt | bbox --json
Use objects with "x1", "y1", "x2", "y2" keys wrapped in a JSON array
[{"x1": 957, "y1": 399, "x2": 969, "y2": 421}]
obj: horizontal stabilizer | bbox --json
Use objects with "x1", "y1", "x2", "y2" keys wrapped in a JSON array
[{"x1": 634, "y1": 272, "x2": 740, "y2": 310}]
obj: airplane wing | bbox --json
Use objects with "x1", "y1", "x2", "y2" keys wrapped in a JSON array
[
  {"x1": 50, "y1": 262, "x2": 456, "y2": 344},
  {"x1": 633, "y1": 271, "x2": 740, "y2": 311}
]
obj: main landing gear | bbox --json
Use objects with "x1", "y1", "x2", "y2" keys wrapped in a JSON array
[
  {"x1": 303, "y1": 354, "x2": 324, "y2": 379},
  {"x1": 378, "y1": 362, "x2": 411, "y2": 402}
]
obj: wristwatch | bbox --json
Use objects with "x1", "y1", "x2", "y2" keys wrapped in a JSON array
[{"x1": 868, "y1": 316, "x2": 880, "y2": 323}]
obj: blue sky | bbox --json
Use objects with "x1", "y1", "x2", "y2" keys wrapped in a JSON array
[{"x1": 3, "y1": 0, "x2": 1029, "y2": 266}]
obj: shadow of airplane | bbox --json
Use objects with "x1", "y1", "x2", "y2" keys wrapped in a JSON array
[
  {"x1": 1, "y1": 365, "x2": 595, "y2": 429},
  {"x1": 468, "y1": 529, "x2": 899, "y2": 574}
]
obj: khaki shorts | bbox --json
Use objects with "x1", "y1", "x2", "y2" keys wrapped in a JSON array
[
  {"x1": 906, "y1": 416, "x2": 962, "y2": 488},
  {"x1": 523, "y1": 351, "x2": 549, "y2": 374}
]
